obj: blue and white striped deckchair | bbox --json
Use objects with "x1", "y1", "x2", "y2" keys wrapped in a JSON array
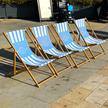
[
  {"x1": 3, "y1": 29, "x2": 57, "y2": 87},
  {"x1": 52, "y1": 22, "x2": 90, "y2": 65},
  {"x1": 74, "y1": 18, "x2": 105, "y2": 58},
  {"x1": 74, "y1": 18, "x2": 106, "y2": 45},
  {"x1": 30, "y1": 25, "x2": 72, "y2": 58},
  {"x1": 55, "y1": 22, "x2": 89, "y2": 52}
]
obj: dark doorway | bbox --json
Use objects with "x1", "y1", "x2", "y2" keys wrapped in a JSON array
[{"x1": 17, "y1": 0, "x2": 40, "y2": 21}]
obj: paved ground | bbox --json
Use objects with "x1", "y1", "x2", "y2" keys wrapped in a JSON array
[{"x1": 0, "y1": 19, "x2": 108, "y2": 108}]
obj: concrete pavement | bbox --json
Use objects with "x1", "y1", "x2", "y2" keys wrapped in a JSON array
[{"x1": 0, "y1": 19, "x2": 108, "y2": 108}]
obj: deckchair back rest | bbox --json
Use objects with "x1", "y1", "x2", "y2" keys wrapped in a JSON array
[
  {"x1": 55, "y1": 22, "x2": 74, "y2": 45},
  {"x1": 6, "y1": 30, "x2": 34, "y2": 58},
  {"x1": 74, "y1": 18, "x2": 90, "y2": 39},
  {"x1": 31, "y1": 25, "x2": 55, "y2": 50}
]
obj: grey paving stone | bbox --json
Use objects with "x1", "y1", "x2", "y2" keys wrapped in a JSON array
[{"x1": 0, "y1": 19, "x2": 108, "y2": 108}]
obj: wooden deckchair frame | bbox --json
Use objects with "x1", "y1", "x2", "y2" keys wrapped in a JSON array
[
  {"x1": 50, "y1": 24, "x2": 90, "y2": 68},
  {"x1": 27, "y1": 27, "x2": 73, "y2": 75},
  {"x1": 73, "y1": 17, "x2": 105, "y2": 59},
  {"x1": 3, "y1": 32, "x2": 58, "y2": 88}
]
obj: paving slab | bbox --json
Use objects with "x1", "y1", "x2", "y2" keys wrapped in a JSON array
[
  {"x1": 80, "y1": 74, "x2": 108, "y2": 91},
  {"x1": 86, "y1": 84, "x2": 108, "y2": 106},
  {"x1": 98, "y1": 65, "x2": 108, "y2": 76},
  {"x1": 62, "y1": 87, "x2": 91, "y2": 104}
]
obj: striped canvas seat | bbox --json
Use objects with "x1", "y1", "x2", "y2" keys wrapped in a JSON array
[
  {"x1": 74, "y1": 18, "x2": 106, "y2": 45},
  {"x1": 55, "y1": 22, "x2": 89, "y2": 52},
  {"x1": 31, "y1": 25, "x2": 71, "y2": 57},
  {"x1": 6, "y1": 30, "x2": 54, "y2": 67}
]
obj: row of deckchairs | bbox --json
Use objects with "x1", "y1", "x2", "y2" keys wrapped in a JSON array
[{"x1": 2, "y1": 18, "x2": 106, "y2": 87}]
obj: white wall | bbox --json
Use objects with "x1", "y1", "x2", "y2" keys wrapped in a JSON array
[{"x1": 38, "y1": 0, "x2": 52, "y2": 19}]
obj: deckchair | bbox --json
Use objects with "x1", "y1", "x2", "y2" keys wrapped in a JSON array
[
  {"x1": 74, "y1": 18, "x2": 105, "y2": 58},
  {"x1": 51, "y1": 22, "x2": 90, "y2": 66},
  {"x1": 28, "y1": 25, "x2": 78, "y2": 73},
  {"x1": 3, "y1": 29, "x2": 58, "y2": 88},
  {"x1": 28, "y1": 24, "x2": 89, "y2": 68}
]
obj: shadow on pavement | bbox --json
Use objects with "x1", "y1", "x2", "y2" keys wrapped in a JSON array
[{"x1": 94, "y1": 30, "x2": 108, "y2": 39}]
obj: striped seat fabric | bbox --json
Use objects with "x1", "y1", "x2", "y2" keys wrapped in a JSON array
[
  {"x1": 6, "y1": 29, "x2": 54, "y2": 67},
  {"x1": 31, "y1": 25, "x2": 71, "y2": 57},
  {"x1": 74, "y1": 18, "x2": 106, "y2": 45},
  {"x1": 55, "y1": 22, "x2": 89, "y2": 52}
]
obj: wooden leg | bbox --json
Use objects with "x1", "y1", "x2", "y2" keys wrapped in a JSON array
[
  {"x1": 47, "y1": 63, "x2": 57, "y2": 76},
  {"x1": 48, "y1": 63, "x2": 58, "y2": 76},
  {"x1": 88, "y1": 48, "x2": 95, "y2": 59},
  {"x1": 83, "y1": 50, "x2": 90, "y2": 61},
  {"x1": 65, "y1": 56, "x2": 72, "y2": 67},
  {"x1": 26, "y1": 67, "x2": 40, "y2": 87},
  {"x1": 100, "y1": 44, "x2": 105, "y2": 54},
  {"x1": 13, "y1": 51, "x2": 16, "y2": 75},
  {"x1": 69, "y1": 55, "x2": 78, "y2": 68},
  {"x1": 21, "y1": 62, "x2": 40, "y2": 87}
]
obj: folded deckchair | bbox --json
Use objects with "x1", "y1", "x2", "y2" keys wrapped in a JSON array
[
  {"x1": 28, "y1": 25, "x2": 78, "y2": 73},
  {"x1": 74, "y1": 18, "x2": 105, "y2": 58},
  {"x1": 51, "y1": 22, "x2": 90, "y2": 66},
  {"x1": 3, "y1": 29, "x2": 58, "y2": 87}
]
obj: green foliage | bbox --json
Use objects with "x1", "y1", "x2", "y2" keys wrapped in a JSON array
[
  {"x1": 0, "y1": 0, "x2": 30, "y2": 5},
  {"x1": 68, "y1": 0, "x2": 103, "y2": 6}
]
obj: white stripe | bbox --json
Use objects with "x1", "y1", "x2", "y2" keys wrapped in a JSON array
[
  {"x1": 28, "y1": 56, "x2": 39, "y2": 64},
  {"x1": 16, "y1": 30, "x2": 21, "y2": 42},
  {"x1": 69, "y1": 44, "x2": 76, "y2": 50},
  {"x1": 67, "y1": 43, "x2": 76, "y2": 50},
  {"x1": 45, "y1": 49, "x2": 53, "y2": 55},
  {"x1": 60, "y1": 23, "x2": 63, "y2": 32},
  {"x1": 57, "y1": 24, "x2": 60, "y2": 33},
  {"x1": 44, "y1": 49, "x2": 51, "y2": 55},
  {"x1": 80, "y1": 20, "x2": 83, "y2": 27},
  {"x1": 20, "y1": 30, "x2": 24, "y2": 41},
  {"x1": 24, "y1": 57, "x2": 35, "y2": 65},
  {"x1": 82, "y1": 19, "x2": 85, "y2": 27},
  {"x1": 22, "y1": 58, "x2": 27, "y2": 63},
  {"x1": 37, "y1": 27, "x2": 41, "y2": 37},
  {"x1": 13, "y1": 31, "x2": 18, "y2": 43},
  {"x1": 52, "y1": 48, "x2": 59, "y2": 55},
  {"x1": 71, "y1": 43, "x2": 81, "y2": 50},
  {"x1": 75, "y1": 20, "x2": 77, "y2": 26},
  {"x1": 40, "y1": 26, "x2": 44, "y2": 37},
  {"x1": 80, "y1": 20, "x2": 81, "y2": 27},
  {"x1": 48, "y1": 49, "x2": 55, "y2": 55},
  {"x1": 64, "y1": 22, "x2": 68, "y2": 31},
  {"x1": 49, "y1": 48, "x2": 57, "y2": 55},
  {"x1": 43, "y1": 26, "x2": 47, "y2": 36},
  {"x1": 66, "y1": 44, "x2": 70, "y2": 49},
  {"x1": 52, "y1": 48, "x2": 65, "y2": 56},
  {"x1": 79, "y1": 20, "x2": 81, "y2": 27},
  {"x1": 68, "y1": 43, "x2": 75, "y2": 49},
  {"x1": 62, "y1": 23, "x2": 65, "y2": 32},
  {"x1": 34, "y1": 27, "x2": 38, "y2": 38},
  {"x1": 8, "y1": 32, "x2": 15, "y2": 43},
  {"x1": 71, "y1": 42, "x2": 79, "y2": 49},
  {"x1": 76, "y1": 20, "x2": 78, "y2": 27},
  {"x1": 31, "y1": 55, "x2": 45, "y2": 62},
  {"x1": 78, "y1": 20, "x2": 80, "y2": 27}
]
